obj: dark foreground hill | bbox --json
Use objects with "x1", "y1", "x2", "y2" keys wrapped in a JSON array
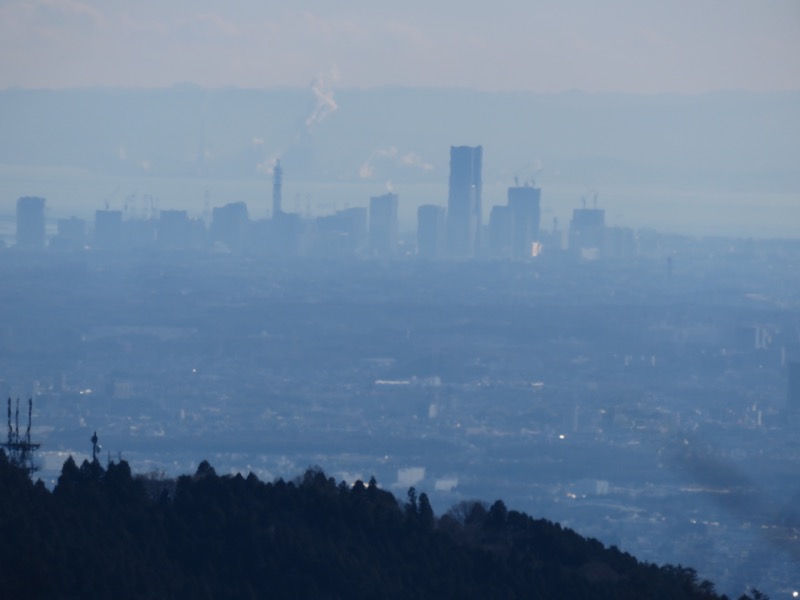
[{"x1": 0, "y1": 452, "x2": 758, "y2": 599}]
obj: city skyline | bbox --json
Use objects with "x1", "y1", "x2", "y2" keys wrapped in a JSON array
[
  {"x1": 1, "y1": 83, "x2": 797, "y2": 240},
  {"x1": 2, "y1": 3, "x2": 799, "y2": 597}
]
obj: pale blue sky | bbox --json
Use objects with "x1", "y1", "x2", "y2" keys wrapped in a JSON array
[{"x1": 0, "y1": 0, "x2": 798, "y2": 92}]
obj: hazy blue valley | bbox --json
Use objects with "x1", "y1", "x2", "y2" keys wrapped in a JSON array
[{"x1": 1, "y1": 86, "x2": 798, "y2": 598}]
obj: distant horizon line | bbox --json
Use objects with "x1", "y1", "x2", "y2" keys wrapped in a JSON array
[{"x1": 2, "y1": 84, "x2": 799, "y2": 97}]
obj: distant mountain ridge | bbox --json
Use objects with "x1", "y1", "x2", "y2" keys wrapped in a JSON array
[
  {"x1": 1, "y1": 86, "x2": 797, "y2": 192},
  {"x1": 0, "y1": 450, "x2": 763, "y2": 599}
]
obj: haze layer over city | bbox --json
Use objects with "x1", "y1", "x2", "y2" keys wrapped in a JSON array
[{"x1": 1, "y1": 2, "x2": 799, "y2": 598}]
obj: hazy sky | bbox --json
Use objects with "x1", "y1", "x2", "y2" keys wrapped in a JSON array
[{"x1": 1, "y1": 0, "x2": 798, "y2": 93}]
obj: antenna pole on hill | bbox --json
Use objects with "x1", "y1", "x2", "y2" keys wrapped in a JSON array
[
  {"x1": 91, "y1": 431, "x2": 100, "y2": 463},
  {"x1": 1, "y1": 398, "x2": 41, "y2": 476}
]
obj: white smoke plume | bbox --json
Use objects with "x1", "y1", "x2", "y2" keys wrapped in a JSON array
[
  {"x1": 305, "y1": 66, "x2": 340, "y2": 131},
  {"x1": 358, "y1": 146, "x2": 397, "y2": 179},
  {"x1": 359, "y1": 146, "x2": 433, "y2": 179},
  {"x1": 358, "y1": 163, "x2": 374, "y2": 179},
  {"x1": 256, "y1": 155, "x2": 279, "y2": 175},
  {"x1": 400, "y1": 152, "x2": 433, "y2": 172}
]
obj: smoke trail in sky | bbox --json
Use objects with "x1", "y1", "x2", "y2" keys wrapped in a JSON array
[
  {"x1": 359, "y1": 146, "x2": 433, "y2": 179},
  {"x1": 305, "y1": 66, "x2": 340, "y2": 131}
]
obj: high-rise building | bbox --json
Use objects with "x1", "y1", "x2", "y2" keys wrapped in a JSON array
[
  {"x1": 315, "y1": 207, "x2": 367, "y2": 257},
  {"x1": 446, "y1": 146, "x2": 482, "y2": 258},
  {"x1": 507, "y1": 185, "x2": 541, "y2": 259},
  {"x1": 569, "y1": 208, "x2": 605, "y2": 258},
  {"x1": 369, "y1": 193, "x2": 399, "y2": 258},
  {"x1": 16, "y1": 196, "x2": 46, "y2": 250},
  {"x1": 417, "y1": 205, "x2": 446, "y2": 259},
  {"x1": 211, "y1": 202, "x2": 249, "y2": 251}
]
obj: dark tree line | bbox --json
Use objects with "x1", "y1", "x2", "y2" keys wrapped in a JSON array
[{"x1": 0, "y1": 451, "x2": 765, "y2": 599}]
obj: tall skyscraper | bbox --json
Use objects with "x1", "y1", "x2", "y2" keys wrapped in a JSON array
[
  {"x1": 569, "y1": 208, "x2": 605, "y2": 258},
  {"x1": 507, "y1": 185, "x2": 541, "y2": 259},
  {"x1": 369, "y1": 192, "x2": 399, "y2": 258},
  {"x1": 16, "y1": 196, "x2": 46, "y2": 250},
  {"x1": 446, "y1": 146, "x2": 482, "y2": 258},
  {"x1": 417, "y1": 205, "x2": 446, "y2": 259}
]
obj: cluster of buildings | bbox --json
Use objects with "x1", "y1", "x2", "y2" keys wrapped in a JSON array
[
  {"x1": 5, "y1": 159, "x2": 800, "y2": 596},
  {"x1": 12, "y1": 146, "x2": 636, "y2": 260}
]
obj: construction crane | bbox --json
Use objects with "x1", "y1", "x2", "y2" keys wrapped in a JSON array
[{"x1": 512, "y1": 160, "x2": 542, "y2": 188}]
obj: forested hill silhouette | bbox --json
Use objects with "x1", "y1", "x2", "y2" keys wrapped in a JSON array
[{"x1": 0, "y1": 451, "x2": 760, "y2": 599}]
